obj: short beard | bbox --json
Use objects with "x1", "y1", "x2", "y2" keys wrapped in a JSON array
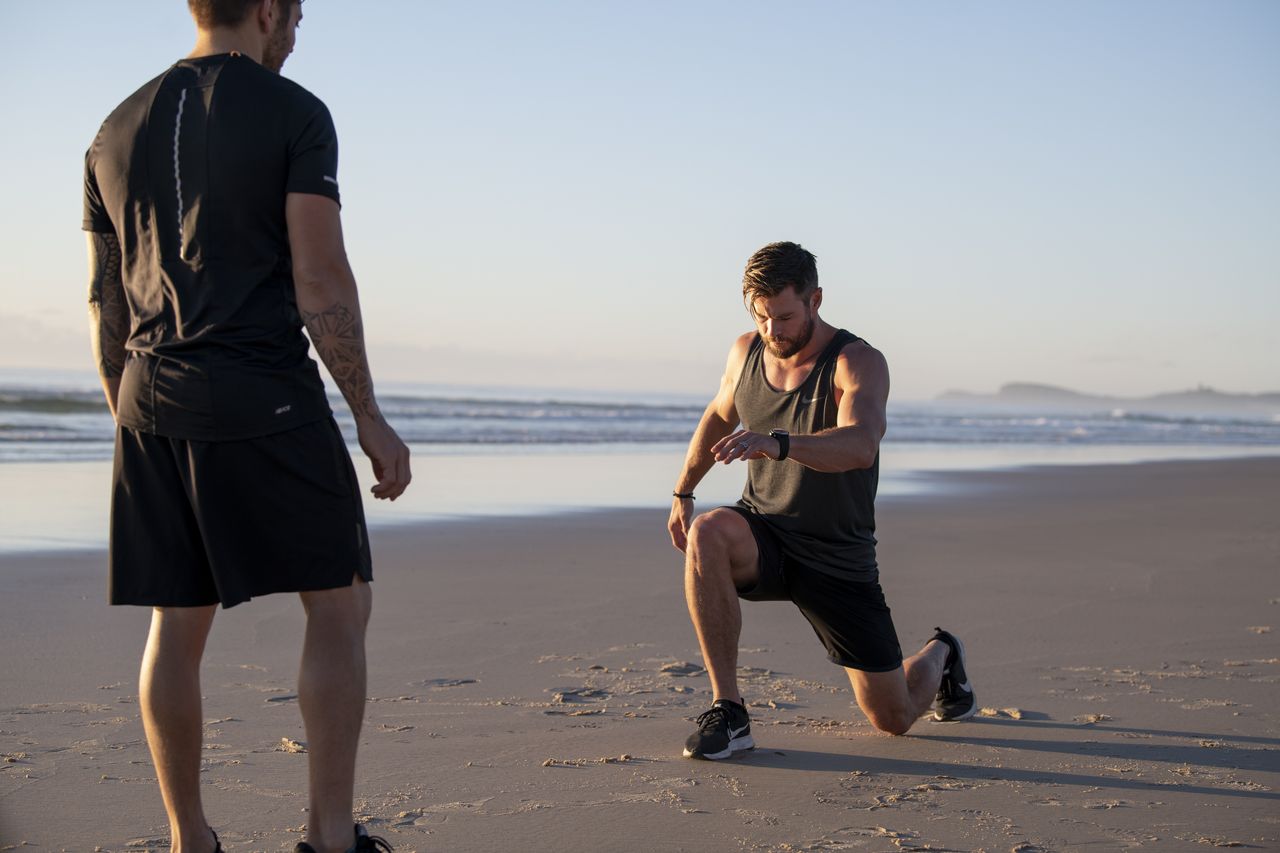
[
  {"x1": 765, "y1": 310, "x2": 815, "y2": 359},
  {"x1": 261, "y1": 9, "x2": 293, "y2": 73}
]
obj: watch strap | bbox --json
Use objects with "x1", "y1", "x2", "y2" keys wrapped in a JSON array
[{"x1": 769, "y1": 429, "x2": 790, "y2": 461}]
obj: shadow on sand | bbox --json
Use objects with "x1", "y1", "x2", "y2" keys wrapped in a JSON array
[{"x1": 734, "y1": 717, "x2": 1279, "y2": 802}]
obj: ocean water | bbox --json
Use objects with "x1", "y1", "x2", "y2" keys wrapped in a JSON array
[
  {"x1": 2, "y1": 372, "x2": 1279, "y2": 553},
  {"x1": 4, "y1": 377, "x2": 1280, "y2": 463}
]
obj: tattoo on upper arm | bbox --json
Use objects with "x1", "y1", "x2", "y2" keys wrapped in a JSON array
[
  {"x1": 87, "y1": 232, "x2": 127, "y2": 379},
  {"x1": 299, "y1": 301, "x2": 377, "y2": 419}
]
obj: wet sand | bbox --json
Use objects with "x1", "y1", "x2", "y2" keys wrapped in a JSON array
[{"x1": 2, "y1": 458, "x2": 1278, "y2": 851}]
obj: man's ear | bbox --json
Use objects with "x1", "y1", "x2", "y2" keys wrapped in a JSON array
[
  {"x1": 255, "y1": 0, "x2": 277, "y2": 35},
  {"x1": 811, "y1": 287, "x2": 823, "y2": 312}
]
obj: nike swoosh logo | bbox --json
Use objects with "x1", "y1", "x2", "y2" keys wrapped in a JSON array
[
  {"x1": 801, "y1": 396, "x2": 822, "y2": 405},
  {"x1": 728, "y1": 723, "x2": 749, "y2": 738},
  {"x1": 955, "y1": 680, "x2": 972, "y2": 693}
]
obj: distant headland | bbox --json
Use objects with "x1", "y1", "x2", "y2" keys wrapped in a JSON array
[{"x1": 937, "y1": 383, "x2": 1280, "y2": 418}]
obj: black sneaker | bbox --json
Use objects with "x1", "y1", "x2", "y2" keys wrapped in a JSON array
[
  {"x1": 931, "y1": 627, "x2": 976, "y2": 722},
  {"x1": 295, "y1": 824, "x2": 392, "y2": 853},
  {"x1": 352, "y1": 825, "x2": 393, "y2": 852},
  {"x1": 683, "y1": 699, "x2": 754, "y2": 760}
]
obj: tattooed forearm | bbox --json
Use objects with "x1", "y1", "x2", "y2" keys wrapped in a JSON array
[
  {"x1": 300, "y1": 301, "x2": 380, "y2": 420},
  {"x1": 86, "y1": 232, "x2": 127, "y2": 379}
]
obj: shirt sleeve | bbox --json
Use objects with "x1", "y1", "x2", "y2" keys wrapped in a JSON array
[
  {"x1": 82, "y1": 147, "x2": 114, "y2": 233},
  {"x1": 286, "y1": 100, "x2": 341, "y2": 206}
]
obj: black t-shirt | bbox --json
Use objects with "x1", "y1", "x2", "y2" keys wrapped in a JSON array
[{"x1": 83, "y1": 53, "x2": 338, "y2": 440}]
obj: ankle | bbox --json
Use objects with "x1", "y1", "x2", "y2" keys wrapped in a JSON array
[
  {"x1": 307, "y1": 819, "x2": 355, "y2": 853},
  {"x1": 172, "y1": 824, "x2": 218, "y2": 853}
]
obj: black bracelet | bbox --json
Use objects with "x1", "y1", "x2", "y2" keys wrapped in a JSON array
[{"x1": 673, "y1": 491, "x2": 695, "y2": 500}]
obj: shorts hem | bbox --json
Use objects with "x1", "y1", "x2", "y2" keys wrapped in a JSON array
[
  {"x1": 231, "y1": 569, "x2": 373, "y2": 609},
  {"x1": 110, "y1": 597, "x2": 221, "y2": 608},
  {"x1": 827, "y1": 651, "x2": 903, "y2": 673},
  {"x1": 110, "y1": 569, "x2": 372, "y2": 610},
  {"x1": 735, "y1": 578, "x2": 776, "y2": 601}
]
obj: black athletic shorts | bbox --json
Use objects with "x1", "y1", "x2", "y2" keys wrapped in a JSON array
[
  {"x1": 725, "y1": 506, "x2": 903, "y2": 672},
  {"x1": 109, "y1": 418, "x2": 372, "y2": 609}
]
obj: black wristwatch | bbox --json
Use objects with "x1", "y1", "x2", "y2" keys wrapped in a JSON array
[{"x1": 769, "y1": 429, "x2": 790, "y2": 461}]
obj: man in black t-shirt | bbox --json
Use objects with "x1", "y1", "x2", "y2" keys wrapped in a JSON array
[{"x1": 84, "y1": 2, "x2": 407, "y2": 851}]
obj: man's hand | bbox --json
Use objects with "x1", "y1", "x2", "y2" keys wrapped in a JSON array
[
  {"x1": 710, "y1": 430, "x2": 781, "y2": 464},
  {"x1": 668, "y1": 496, "x2": 695, "y2": 552},
  {"x1": 356, "y1": 417, "x2": 411, "y2": 500}
]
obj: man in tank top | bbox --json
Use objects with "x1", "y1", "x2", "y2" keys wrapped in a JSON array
[{"x1": 668, "y1": 241, "x2": 975, "y2": 760}]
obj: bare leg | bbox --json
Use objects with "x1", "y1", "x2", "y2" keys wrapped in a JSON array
[
  {"x1": 846, "y1": 638, "x2": 948, "y2": 735},
  {"x1": 298, "y1": 578, "x2": 373, "y2": 853},
  {"x1": 684, "y1": 510, "x2": 761, "y2": 703},
  {"x1": 139, "y1": 605, "x2": 219, "y2": 853}
]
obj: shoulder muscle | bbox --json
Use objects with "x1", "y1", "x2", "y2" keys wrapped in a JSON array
[{"x1": 836, "y1": 340, "x2": 888, "y2": 392}]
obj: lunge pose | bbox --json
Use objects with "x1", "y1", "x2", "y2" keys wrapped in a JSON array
[
  {"x1": 668, "y1": 242, "x2": 974, "y2": 760},
  {"x1": 83, "y1": 1, "x2": 407, "y2": 849}
]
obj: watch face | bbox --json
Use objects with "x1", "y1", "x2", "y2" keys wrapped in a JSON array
[{"x1": 769, "y1": 429, "x2": 790, "y2": 460}]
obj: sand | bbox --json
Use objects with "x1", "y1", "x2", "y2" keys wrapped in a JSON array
[{"x1": 1, "y1": 457, "x2": 1278, "y2": 851}]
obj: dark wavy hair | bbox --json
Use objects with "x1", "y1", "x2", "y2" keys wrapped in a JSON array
[{"x1": 742, "y1": 241, "x2": 819, "y2": 305}]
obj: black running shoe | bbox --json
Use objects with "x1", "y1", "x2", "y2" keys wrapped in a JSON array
[
  {"x1": 352, "y1": 825, "x2": 393, "y2": 852},
  {"x1": 931, "y1": 627, "x2": 976, "y2": 722},
  {"x1": 683, "y1": 699, "x2": 754, "y2": 760},
  {"x1": 295, "y1": 824, "x2": 392, "y2": 853}
]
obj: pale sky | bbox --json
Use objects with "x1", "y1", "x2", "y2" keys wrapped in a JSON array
[{"x1": 1, "y1": 1, "x2": 1276, "y2": 400}]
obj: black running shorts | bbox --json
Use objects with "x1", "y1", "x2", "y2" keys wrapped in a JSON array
[
  {"x1": 725, "y1": 506, "x2": 903, "y2": 672},
  {"x1": 109, "y1": 418, "x2": 372, "y2": 608}
]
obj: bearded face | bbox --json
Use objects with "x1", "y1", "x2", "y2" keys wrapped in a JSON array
[
  {"x1": 765, "y1": 308, "x2": 815, "y2": 358},
  {"x1": 751, "y1": 287, "x2": 819, "y2": 359},
  {"x1": 261, "y1": 1, "x2": 300, "y2": 73}
]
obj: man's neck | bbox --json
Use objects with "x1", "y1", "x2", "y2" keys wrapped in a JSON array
[{"x1": 189, "y1": 30, "x2": 263, "y2": 65}]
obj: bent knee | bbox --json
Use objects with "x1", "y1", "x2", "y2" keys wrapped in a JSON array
[
  {"x1": 864, "y1": 709, "x2": 916, "y2": 737},
  {"x1": 686, "y1": 510, "x2": 742, "y2": 553}
]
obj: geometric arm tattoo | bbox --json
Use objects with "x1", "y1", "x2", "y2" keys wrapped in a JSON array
[
  {"x1": 300, "y1": 300, "x2": 380, "y2": 420},
  {"x1": 86, "y1": 231, "x2": 128, "y2": 379}
]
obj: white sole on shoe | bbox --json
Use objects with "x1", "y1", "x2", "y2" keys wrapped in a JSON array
[
  {"x1": 683, "y1": 734, "x2": 756, "y2": 760},
  {"x1": 932, "y1": 702, "x2": 977, "y2": 722}
]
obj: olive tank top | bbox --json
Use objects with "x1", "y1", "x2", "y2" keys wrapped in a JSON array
[{"x1": 734, "y1": 329, "x2": 879, "y2": 580}]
